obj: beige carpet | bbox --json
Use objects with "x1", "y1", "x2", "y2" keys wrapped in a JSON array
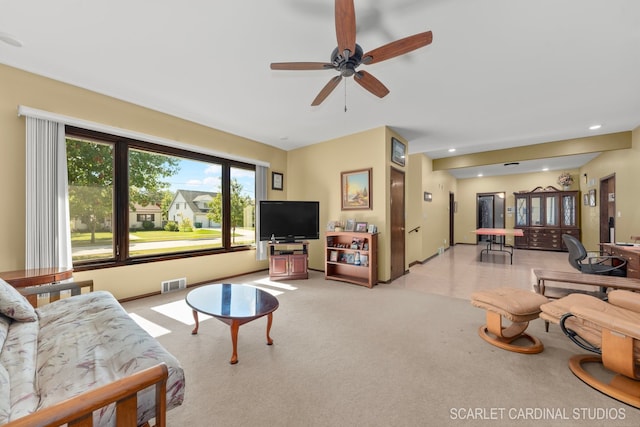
[{"x1": 122, "y1": 247, "x2": 640, "y2": 426}]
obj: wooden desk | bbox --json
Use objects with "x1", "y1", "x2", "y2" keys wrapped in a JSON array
[
  {"x1": 533, "y1": 269, "x2": 640, "y2": 299},
  {"x1": 600, "y1": 243, "x2": 640, "y2": 279}
]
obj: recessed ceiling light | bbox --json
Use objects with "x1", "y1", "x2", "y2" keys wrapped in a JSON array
[
  {"x1": 0, "y1": 32, "x2": 23, "y2": 47},
  {"x1": 542, "y1": 167, "x2": 549, "y2": 171},
  {"x1": 589, "y1": 124, "x2": 602, "y2": 130},
  {"x1": 477, "y1": 173, "x2": 483, "y2": 177},
  {"x1": 448, "y1": 148, "x2": 456, "y2": 153}
]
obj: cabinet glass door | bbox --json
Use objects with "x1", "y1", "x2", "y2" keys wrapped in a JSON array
[
  {"x1": 530, "y1": 196, "x2": 543, "y2": 226},
  {"x1": 562, "y1": 194, "x2": 577, "y2": 227},
  {"x1": 515, "y1": 196, "x2": 528, "y2": 226},
  {"x1": 546, "y1": 195, "x2": 558, "y2": 226}
]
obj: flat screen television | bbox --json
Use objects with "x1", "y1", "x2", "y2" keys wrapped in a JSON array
[{"x1": 259, "y1": 201, "x2": 320, "y2": 242}]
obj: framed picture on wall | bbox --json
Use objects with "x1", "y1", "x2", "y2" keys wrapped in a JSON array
[
  {"x1": 341, "y1": 168, "x2": 372, "y2": 210},
  {"x1": 391, "y1": 137, "x2": 406, "y2": 166},
  {"x1": 589, "y1": 189, "x2": 597, "y2": 207},
  {"x1": 272, "y1": 171, "x2": 283, "y2": 190}
]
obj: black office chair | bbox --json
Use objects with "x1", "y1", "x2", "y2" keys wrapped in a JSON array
[{"x1": 562, "y1": 234, "x2": 627, "y2": 277}]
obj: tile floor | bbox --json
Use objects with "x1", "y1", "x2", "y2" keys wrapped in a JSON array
[{"x1": 392, "y1": 243, "x2": 575, "y2": 300}]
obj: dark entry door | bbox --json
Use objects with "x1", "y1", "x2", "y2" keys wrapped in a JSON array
[
  {"x1": 390, "y1": 167, "x2": 405, "y2": 281},
  {"x1": 477, "y1": 193, "x2": 505, "y2": 243}
]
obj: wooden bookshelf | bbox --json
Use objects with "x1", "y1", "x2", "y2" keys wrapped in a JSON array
[{"x1": 325, "y1": 231, "x2": 377, "y2": 288}]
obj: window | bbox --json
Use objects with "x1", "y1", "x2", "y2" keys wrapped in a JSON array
[{"x1": 66, "y1": 127, "x2": 256, "y2": 269}]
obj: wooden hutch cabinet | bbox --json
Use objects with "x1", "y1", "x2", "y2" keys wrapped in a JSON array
[{"x1": 513, "y1": 186, "x2": 580, "y2": 251}]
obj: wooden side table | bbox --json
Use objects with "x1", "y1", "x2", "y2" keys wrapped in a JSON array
[
  {"x1": 0, "y1": 267, "x2": 73, "y2": 288},
  {"x1": 0, "y1": 268, "x2": 93, "y2": 307}
]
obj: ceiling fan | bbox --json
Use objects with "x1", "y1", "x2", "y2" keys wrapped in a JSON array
[{"x1": 270, "y1": 0, "x2": 433, "y2": 106}]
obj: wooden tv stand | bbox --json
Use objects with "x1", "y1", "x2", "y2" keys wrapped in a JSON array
[{"x1": 268, "y1": 241, "x2": 308, "y2": 280}]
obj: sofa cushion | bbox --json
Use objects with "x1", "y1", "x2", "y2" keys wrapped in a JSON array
[
  {"x1": 0, "y1": 319, "x2": 39, "y2": 421},
  {"x1": 35, "y1": 291, "x2": 185, "y2": 425},
  {"x1": 0, "y1": 315, "x2": 11, "y2": 425},
  {"x1": 0, "y1": 278, "x2": 37, "y2": 322}
]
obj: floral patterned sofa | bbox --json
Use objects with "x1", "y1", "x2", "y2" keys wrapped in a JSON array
[{"x1": 0, "y1": 279, "x2": 185, "y2": 426}]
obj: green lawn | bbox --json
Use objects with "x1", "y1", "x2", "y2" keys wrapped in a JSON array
[{"x1": 71, "y1": 229, "x2": 223, "y2": 246}]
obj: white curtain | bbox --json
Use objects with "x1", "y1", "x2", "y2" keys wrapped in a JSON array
[
  {"x1": 25, "y1": 117, "x2": 72, "y2": 269},
  {"x1": 255, "y1": 165, "x2": 268, "y2": 260}
]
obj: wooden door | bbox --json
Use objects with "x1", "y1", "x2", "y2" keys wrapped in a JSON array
[
  {"x1": 390, "y1": 167, "x2": 405, "y2": 281},
  {"x1": 599, "y1": 174, "x2": 616, "y2": 243},
  {"x1": 449, "y1": 192, "x2": 455, "y2": 246}
]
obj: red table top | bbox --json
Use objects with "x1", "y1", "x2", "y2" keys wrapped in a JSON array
[{"x1": 474, "y1": 228, "x2": 524, "y2": 237}]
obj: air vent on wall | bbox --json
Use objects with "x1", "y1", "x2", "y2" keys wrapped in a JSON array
[{"x1": 161, "y1": 277, "x2": 186, "y2": 293}]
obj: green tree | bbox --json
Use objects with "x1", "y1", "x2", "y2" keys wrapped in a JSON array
[
  {"x1": 67, "y1": 138, "x2": 180, "y2": 243},
  {"x1": 207, "y1": 178, "x2": 252, "y2": 243},
  {"x1": 160, "y1": 190, "x2": 175, "y2": 220}
]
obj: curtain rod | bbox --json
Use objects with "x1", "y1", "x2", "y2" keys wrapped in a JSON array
[{"x1": 17, "y1": 105, "x2": 270, "y2": 168}]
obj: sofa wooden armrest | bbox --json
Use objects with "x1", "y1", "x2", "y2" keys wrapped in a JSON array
[
  {"x1": 17, "y1": 279, "x2": 94, "y2": 308},
  {"x1": 4, "y1": 363, "x2": 168, "y2": 427}
]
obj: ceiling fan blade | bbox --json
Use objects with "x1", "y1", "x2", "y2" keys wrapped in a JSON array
[
  {"x1": 270, "y1": 62, "x2": 334, "y2": 71},
  {"x1": 363, "y1": 31, "x2": 433, "y2": 65},
  {"x1": 353, "y1": 71, "x2": 390, "y2": 99},
  {"x1": 335, "y1": 0, "x2": 356, "y2": 58},
  {"x1": 311, "y1": 75, "x2": 343, "y2": 106}
]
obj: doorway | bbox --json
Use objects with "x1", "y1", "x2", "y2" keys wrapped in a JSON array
[
  {"x1": 390, "y1": 167, "x2": 405, "y2": 281},
  {"x1": 476, "y1": 192, "x2": 505, "y2": 243},
  {"x1": 599, "y1": 174, "x2": 616, "y2": 243},
  {"x1": 449, "y1": 192, "x2": 455, "y2": 246}
]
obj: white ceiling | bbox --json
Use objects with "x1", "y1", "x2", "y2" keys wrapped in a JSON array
[{"x1": 1, "y1": 1, "x2": 639, "y2": 176}]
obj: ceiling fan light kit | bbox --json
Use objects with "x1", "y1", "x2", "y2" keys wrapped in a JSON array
[
  {"x1": 270, "y1": 0, "x2": 432, "y2": 106},
  {"x1": 0, "y1": 31, "x2": 23, "y2": 47}
]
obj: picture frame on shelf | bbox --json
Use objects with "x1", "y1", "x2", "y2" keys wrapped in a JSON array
[
  {"x1": 330, "y1": 251, "x2": 338, "y2": 262},
  {"x1": 341, "y1": 168, "x2": 372, "y2": 210},
  {"x1": 367, "y1": 224, "x2": 377, "y2": 234},
  {"x1": 345, "y1": 218, "x2": 356, "y2": 232},
  {"x1": 360, "y1": 254, "x2": 369, "y2": 267},
  {"x1": 272, "y1": 171, "x2": 283, "y2": 190},
  {"x1": 355, "y1": 222, "x2": 368, "y2": 233},
  {"x1": 391, "y1": 137, "x2": 406, "y2": 167}
]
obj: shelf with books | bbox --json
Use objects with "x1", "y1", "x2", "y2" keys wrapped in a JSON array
[{"x1": 325, "y1": 231, "x2": 377, "y2": 288}]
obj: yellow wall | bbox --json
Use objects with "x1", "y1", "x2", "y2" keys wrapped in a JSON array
[
  {"x1": 3, "y1": 63, "x2": 639, "y2": 297},
  {"x1": 0, "y1": 64, "x2": 287, "y2": 299},
  {"x1": 407, "y1": 153, "x2": 457, "y2": 264},
  {"x1": 579, "y1": 126, "x2": 640, "y2": 249},
  {"x1": 454, "y1": 169, "x2": 580, "y2": 246},
  {"x1": 287, "y1": 126, "x2": 394, "y2": 281},
  {"x1": 432, "y1": 128, "x2": 640, "y2": 254}
]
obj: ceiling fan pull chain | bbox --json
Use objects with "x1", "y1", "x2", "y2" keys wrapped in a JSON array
[{"x1": 344, "y1": 78, "x2": 348, "y2": 112}]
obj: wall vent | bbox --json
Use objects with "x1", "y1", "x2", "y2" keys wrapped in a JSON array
[{"x1": 161, "y1": 278, "x2": 187, "y2": 293}]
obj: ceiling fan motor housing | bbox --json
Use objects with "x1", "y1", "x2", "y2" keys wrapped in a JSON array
[{"x1": 331, "y1": 44, "x2": 363, "y2": 77}]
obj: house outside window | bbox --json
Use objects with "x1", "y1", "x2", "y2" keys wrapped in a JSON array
[{"x1": 66, "y1": 126, "x2": 256, "y2": 269}]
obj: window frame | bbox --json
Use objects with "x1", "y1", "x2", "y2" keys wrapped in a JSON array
[{"x1": 66, "y1": 126, "x2": 256, "y2": 271}]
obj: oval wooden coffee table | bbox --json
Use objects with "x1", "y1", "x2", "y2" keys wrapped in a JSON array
[{"x1": 186, "y1": 283, "x2": 279, "y2": 364}]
